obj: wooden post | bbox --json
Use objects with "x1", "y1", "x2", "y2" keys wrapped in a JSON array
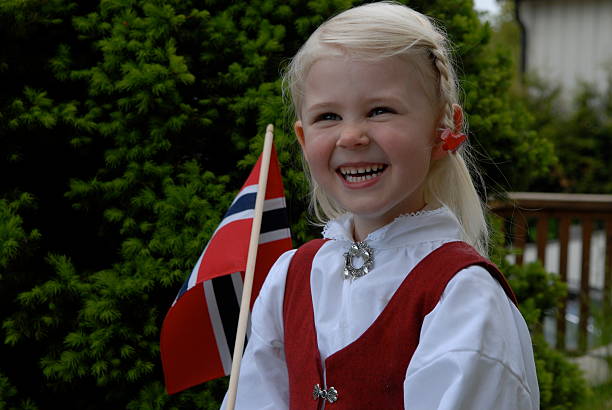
[
  {"x1": 579, "y1": 217, "x2": 592, "y2": 352},
  {"x1": 515, "y1": 212, "x2": 527, "y2": 266},
  {"x1": 556, "y1": 216, "x2": 570, "y2": 350},
  {"x1": 605, "y1": 217, "x2": 612, "y2": 316},
  {"x1": 536, "y1": 215, "x2": 548, "y2": 265}
]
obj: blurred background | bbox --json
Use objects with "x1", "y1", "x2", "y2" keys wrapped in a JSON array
[{"x1": 0, "y1": 0, "x2": 610, "y2": 408}]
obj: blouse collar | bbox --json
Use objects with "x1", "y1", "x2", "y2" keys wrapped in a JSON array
[{"x1": 322, "y1": 207, "x2": 463, "y2": 249}]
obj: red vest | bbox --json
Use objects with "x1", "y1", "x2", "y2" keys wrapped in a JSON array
[{"x1": 283, "y1": 240, "x2": 517, "y2": 410}]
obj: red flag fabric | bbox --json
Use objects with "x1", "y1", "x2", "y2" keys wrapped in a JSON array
[{"x1": 160, "y1": 146, "x2": 292, "y2": 394}]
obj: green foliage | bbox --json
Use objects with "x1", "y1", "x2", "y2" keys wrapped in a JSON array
[
  {"x1": 524, "y1": 74, "x2": 612, "y2": 194},
  {"x1": 476, "y1": 0, "x2": 557, "y2": 191},
  {"x1": 0, "y1": 198, "x2": 40, "y2": 410},
  {"x1": 0, "y1": 372, "x2": 39, "y2": 410},
  {"x1": 576, "y1": 380, "x2": 612, "y2": 410},
  {"x1": 0, "y1": 373, "x2": 17, "y2": 410},
  {"x1": 502, "y1": 263, "x2": 590, "y2": 409},
  {"x1": 489, "y1": 216, "x2": 590, "y2": 409},
  {"x1": 488, "y1": 1, "x2": 611, "y2": 194},
  {"x1": 0, "y1": 0, "x2": 560, "y2": 408},
  {"x1": 504, "y1": 260, "x2": 567, "y2": 330},
  {"x1": 532, "y1": 333, "x2": 589, "y2": 410},
  {"x1": 0, "y1": 194, "x2": 40, "y2": 271}
]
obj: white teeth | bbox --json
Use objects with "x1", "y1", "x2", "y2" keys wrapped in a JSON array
[
  {"x1": 346, "y1": 174, "x2": 373, "y2": 182},
  {"x1": 339, "y1": 165, "x2": 385, "y2": 176},
  {"x1": 339, "y1": 164, "x2": 387, "y2": 183}
]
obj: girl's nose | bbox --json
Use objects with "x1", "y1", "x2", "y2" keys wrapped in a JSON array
[{"x1": 336, "y1": 124, "x2": 370, "y2": 149}]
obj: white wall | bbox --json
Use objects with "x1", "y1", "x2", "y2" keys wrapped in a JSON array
[{"x1": 518, "y1": 0, "x2": 612, "y2": 103}]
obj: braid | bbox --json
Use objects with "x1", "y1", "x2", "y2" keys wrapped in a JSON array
[{"x1": 429, "y1": 46, "x2": 458, "y2": 131}]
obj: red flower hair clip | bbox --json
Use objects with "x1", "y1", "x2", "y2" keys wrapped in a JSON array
[{"x1": 440, "y1": 128, "x2": 467, "y2": 152}]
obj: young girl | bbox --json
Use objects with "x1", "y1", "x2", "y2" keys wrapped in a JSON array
[{"x1": 222, "y1": 2, "x2": 539, "y2": 408}]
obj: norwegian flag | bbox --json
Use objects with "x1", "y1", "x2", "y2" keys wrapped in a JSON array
[{"x1": 160, "y1": 146, "x2": 292, "y2": 394}]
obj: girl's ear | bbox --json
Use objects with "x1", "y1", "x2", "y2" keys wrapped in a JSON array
[
  {"x1": 294, "y1": 120, "x2": 305, "y2": 148},
  {"x1": 432, "y1": 104, "x2": 463, "y2": 160}
]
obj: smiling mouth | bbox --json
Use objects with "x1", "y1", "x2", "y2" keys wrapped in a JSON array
[{"x1": 337, "y1": 164, "x2": 388, "y2": 182}]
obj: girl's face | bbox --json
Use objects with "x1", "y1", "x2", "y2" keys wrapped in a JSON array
[{"x1": 294, "y1": 55, "x2": 445, "y2": 240}]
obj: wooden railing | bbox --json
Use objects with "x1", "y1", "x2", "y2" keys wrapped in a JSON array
[{"x1": 489, "y1": 192, "x2": 612, "y2": 352}]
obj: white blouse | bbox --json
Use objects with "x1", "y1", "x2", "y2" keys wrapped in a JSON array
[{"x1": 222, "y1": 208, "x2": 540, "y2": 409}]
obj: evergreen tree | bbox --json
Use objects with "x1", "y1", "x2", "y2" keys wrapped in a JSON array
[
  {"x1": 1, "y1": 0, "x2": 558, "y2": 408},
  {"x1": 524, "y1": 76, "x2": 612, "y2": 194}
]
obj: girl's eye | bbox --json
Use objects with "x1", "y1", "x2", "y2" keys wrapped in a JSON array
[
  {"x1": 315, "y1": 112, "x2": 341, "y2": 122},
  {"x1": 369, "y1": 107, "x2": 394, "y2": 116}
]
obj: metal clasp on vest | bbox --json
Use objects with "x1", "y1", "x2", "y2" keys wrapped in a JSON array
[{"x1": 313, "y1": 384, "x2": 338, "y2": 403}]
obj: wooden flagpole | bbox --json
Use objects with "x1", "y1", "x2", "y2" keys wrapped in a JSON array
[{"x1": 225, "y1": 124, "x2": 275, "y2": 410}]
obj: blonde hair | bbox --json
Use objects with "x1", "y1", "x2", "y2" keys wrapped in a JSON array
[{"x1": 282, "y1": 1, "x2": 489, "y2": 255}]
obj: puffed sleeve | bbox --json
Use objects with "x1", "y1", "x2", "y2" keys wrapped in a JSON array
[
  {"x1": 220, "y1": 249, "x2": 296, "y2": 410},
  {"x1": 403, "y1": 265, "x2": 540, "y2": 410}
]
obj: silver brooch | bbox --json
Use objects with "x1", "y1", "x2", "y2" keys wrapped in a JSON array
[
  {"x1": 343, "y1": 241, "x2": 374, "y2": 280},
  {"x1": 313, "y1": 384, "x2": 338, "y2": 403}
]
